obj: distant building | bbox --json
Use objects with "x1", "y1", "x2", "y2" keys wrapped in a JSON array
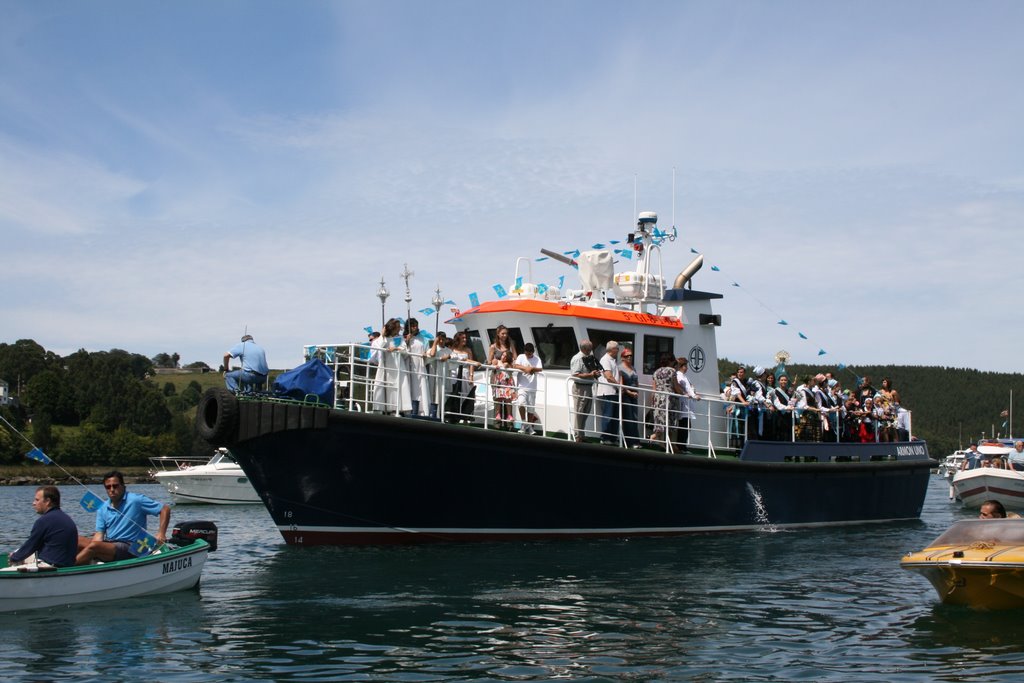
[{"x1": 0, "y1": 379, "x2": 10, "y2": 407}]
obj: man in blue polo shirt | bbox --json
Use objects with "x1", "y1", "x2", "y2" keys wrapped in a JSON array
[
  {"x1": 76, "y1": 471, "x2": 170, "y2": 565},
  {"x1": 223, "y1": 334, "x2": 269, "y2": 392},
  {"x1": 9, "y1": 485, "x2": 78, "y2": 567}
]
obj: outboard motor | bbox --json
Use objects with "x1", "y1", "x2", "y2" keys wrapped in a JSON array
[{"x1": 171, "y1": 521, "x2": 219, "y2": 552}]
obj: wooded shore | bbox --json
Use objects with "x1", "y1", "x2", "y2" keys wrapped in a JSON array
[{"x1": 0, "y1": 466, "x2": 153, "y2": 486}]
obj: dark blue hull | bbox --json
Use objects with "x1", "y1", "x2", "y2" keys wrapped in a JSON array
[{"x1": 199, "y1": 392, "x2": 934, "y2": 545}]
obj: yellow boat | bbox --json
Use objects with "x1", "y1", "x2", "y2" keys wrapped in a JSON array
[{"x1": 901, "y1": 519, "x2": 1024, "y2": 609}]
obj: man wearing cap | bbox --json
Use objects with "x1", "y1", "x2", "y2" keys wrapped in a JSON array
[{"x1": 223, "y1": 334, "x2": 269, "y2": 392}]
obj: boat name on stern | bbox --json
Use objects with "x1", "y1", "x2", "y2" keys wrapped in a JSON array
[
  {"x1": 161, "y1": 556, "x2": 193, "y2": 574},
  {"x1": 896, "y1": 444, "x2": 927, "y2": 457}
]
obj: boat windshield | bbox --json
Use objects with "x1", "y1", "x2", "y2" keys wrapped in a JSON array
[{"x1": 929, "y1": 519, "x2": 1024, "y2": 547}]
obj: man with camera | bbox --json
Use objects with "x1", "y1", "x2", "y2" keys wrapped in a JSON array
[{"x1": 570, "y1": 340, "x2": 601, "y2": 442}]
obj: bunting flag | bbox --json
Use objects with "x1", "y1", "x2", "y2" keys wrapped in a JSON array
[
  {"x1": 711, "y1": 266, "x2": 720, "y2": 271},
  {"x1": 535, "y1": 256, "x2": 549, "y2": 261},
  {"x1": 418, "y1": 307, "x2": 435, "y2": 316},
  {"x1": 777, "y1": 320, "x2": 788, "y2": 326},
  {"x1": 798, "y1": 332, "x2": 808, "y2": 339},
  {"x1": 609, "y1": 240, "x2": 620, "y2": 245},
  {"x1": 592, "y1": 243, "x2": 605, "y2": 249},
  {"x1": 558, "y1": 275, "x2": 565, "y2": 289},
  {"x1": 618, "y1": 249, "x2": 632, "y2": 260},
  {"x1": 690, "y1": 248, "x2": 699, "y2": 254},
  {"x1": 25, "y1": 447, "x2": 52, "y2": 465},
  {"x1": 131, "y1": 532, "x2": 159, "y2": 557},
  {"x1": 838, "y1": 363, "x2": 846, "y2": 370},
  {"x1": 731, "y1": 282, "x2": 739, "y2": 287},
  {"x1": 537, "y1": 283, "x2": 549, "y2": 295},
  {"x1": 363, "y1": 326, "x2": 374, "y2": 334},
  {"x1": 514, "y1": 276, "x2": 523, "y2": 290},
  {"x1": 468, "y1": 292, "x2": 480, "y2": 307},
  {"x1": 80, "y1": 491, "x2": 104, "y2": 513},
  {"x1": 493, "y1": 283, "x2": 508, "y2": 298},
  {"x1": 444, "y1": 299, "x2": 455, "y2": 305},
  {"x1": 817, "y1": 349, "x2": 827, "y2": 356}
]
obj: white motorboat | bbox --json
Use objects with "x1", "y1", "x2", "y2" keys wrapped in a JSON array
[
  {"x1": 951, "y1": 444, "x2": 1024, "y2": 509},
  {"x1": 937, "y1": 450, "x2": 968, "y2": 480},
  {"x1": 0, "y1": 538, "x2": 211, "y2": 613},
  {"x1": 150, "y1": 448, "x2": 261, "y2": 504}
]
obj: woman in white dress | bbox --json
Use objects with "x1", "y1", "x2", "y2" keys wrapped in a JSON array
[
  {"x1": 403, "y1": 318, "x2": 430, "y2": 416},
  {"x1": 371, "y1": 318, "x2": 412, "y2": 414}
]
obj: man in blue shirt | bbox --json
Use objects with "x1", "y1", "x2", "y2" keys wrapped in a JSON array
[
  {"x1": 223, "y1": 334, "x2": 269, "y2": 392},
  {"x1": 76, "y1": 471, "x2": 170, "y2": 565},
  {"x1": 9, "y1": 486, "x2": 78, "y2": 567}
]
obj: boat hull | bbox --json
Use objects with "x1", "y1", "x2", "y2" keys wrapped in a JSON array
[
  {"x1": 155, "y1": 469, "x2": 261, "y2": 505},
  {"x1": 209, "y1": 398, "x2": 934, "y2": 545},
  {"x1": 951, "y1": 468, "x2": 1024, "y2": 509},
  {"x1": 901, "y1": 521, "x2": 1024, "y2": 609},
  {"x1": 0, "y1": 541, "x2": 209, "y2": 613}
]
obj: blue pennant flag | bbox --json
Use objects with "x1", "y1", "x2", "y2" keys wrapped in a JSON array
[
  {"x1": 363, "y1": 326, "x2": 374, "y2": 334},
  {"x1": 592, "y1": 243, "x2": 605, "y2": 249},
  {"x1": 711, "y1": 266, "x2": 720, "y2": 272},
  {"x1": 80, "y1": 491, "x2": 104, "y2": 513},
  {"x1": 690, "y1": 248, "x2": 699, "y2": 254},
  {"x1": 420, "y1": 330, "x2": 435, "y2": 341},
  {"x1": 131, "y1": 532, "x2": 159, "y2": 557},
  {"x1": 25, "y1": 447, "x2": 52, "y2": 465},
  {"x1": 731, "y1": 282, "x2": 740, "y2": 287},
  {"x1": 469, "y1": 292, "x2": 480, "y2": 307},
  {"x1": 558, "y1": 275, "x2": 565, "y2": 289},
  {"x1": 514, "y1": 276, "x2": 523, "y2": 290},
  {"x1": 443, "y1": 300, "x2": 455, "y2": 305},
  {"x1": 419, "y1": 307, "x2": 435, "y2": 316},
  {"x1": 535, "y1": 256, "x2": 549, "y2": 262},
  {"x1": 653, "y1": 228, "x2": 665, "y2": 237},
  {"x1": 777, "y1": 320, "x2": 788, "y2": 325},
  {"x1": 610, "y1": 239, "x2": 620, "y2": 245},
  {"x1": 619, "y1": 249, "x2": 632, "y2": 260},
  {"x1": 838, "y1": 363, "x2": 847, "y2": 370},
  {"x1": 537, "y1": 283, "x2": 549, "y2": 294},
  {"x1": 798, "y1": 332, "x2": 808, "y2": 339},
  {"x1": 493, "y1": 283, "x2": 508, "y2": 298},
  {"x1": 817, "y1": 349, "x2": 827, "y2": 356}
]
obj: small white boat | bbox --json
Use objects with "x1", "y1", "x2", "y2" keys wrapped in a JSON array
[
  {"x1": 951, "y1": 445, "x2": 1024, "y2": 509},
  {"x1": 937, "y1": 450, "x2": 968, "y2": 480},
  {"x1": 150, "y1": 448, "x2": 260, "y2": 505},
  {"x1": 0, "y1": 539, "x2": 210, "y2": 613}
]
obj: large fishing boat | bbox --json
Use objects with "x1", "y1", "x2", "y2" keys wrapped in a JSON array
[{"x1": 197, "y1": 212, "x2": 934, "y2": 545}]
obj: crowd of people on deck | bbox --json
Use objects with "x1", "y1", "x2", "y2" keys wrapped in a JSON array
[
  {"x1": 364, "y1": 320, "x2": 544, "y2": 434},
  {"x1": 306, "y1": 321, "x2": 913, "y2": 450},
  {"x1": 723, "y1": 368, "x2": 910, "y2": 445}
]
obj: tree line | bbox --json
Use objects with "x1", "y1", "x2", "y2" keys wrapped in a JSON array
[{"x1": 0, "y1": 339, "x2": 209, "y2": 466}]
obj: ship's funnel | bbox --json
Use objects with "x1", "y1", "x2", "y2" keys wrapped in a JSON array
[{"x1": 673, "y1": 255, "x2": 704, "y2": 289}]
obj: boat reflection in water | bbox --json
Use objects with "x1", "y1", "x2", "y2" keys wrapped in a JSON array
[{"x1": 902, "y1": 519, "x2": 1024, "y2": 609}]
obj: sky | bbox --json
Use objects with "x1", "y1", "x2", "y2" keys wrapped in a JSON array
[{"x1": 1, "y1": 1, "x2": 1022, "y2": 374}]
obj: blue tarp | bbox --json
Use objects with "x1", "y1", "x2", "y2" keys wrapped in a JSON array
[{"x1": 272, "y1": 358, "x2": 334, "y2": 405}]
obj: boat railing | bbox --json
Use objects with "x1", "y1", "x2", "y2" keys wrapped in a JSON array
[
  {"x1": 304, "y1": 343, "x2": 915, "y2": 453},
  {"x1": 149, "y1": 456, "x2": 213, "y2": 472}
]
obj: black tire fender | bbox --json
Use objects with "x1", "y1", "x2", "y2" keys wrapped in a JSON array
[{"x1": 196, "y1": 388, "x2": 239, "y2": 444}]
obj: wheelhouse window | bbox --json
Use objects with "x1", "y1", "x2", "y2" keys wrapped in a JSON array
[
  {"x1": 464, "y1": 331, "x2": 488, "y2": 364},
  {"x1": 642, "y1": 334, "x2": 674, "y2": 375},
  {"x1": 530, "y1": 326, "x2": 576, "y2": 369},
  {"x1": 586, "y1": 329, "x2": 636, "y2": 362}
]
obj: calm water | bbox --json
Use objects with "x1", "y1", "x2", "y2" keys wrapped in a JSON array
[{"x1": 1, "y1": 478, "x2": 1022, "y2": 682}]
